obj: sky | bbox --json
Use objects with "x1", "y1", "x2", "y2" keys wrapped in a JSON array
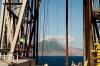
[
  {"x1": 39, "y1": 0, "x2": 66, "y2": 48},
  {"x1": 39, "y1": 0, "x2": 83, "y2": 50},
  {"x1": 38, "y1": 0, "x2": 83, "y2": 50},
  {"x1": 68, "y1": 0, "x2": 83, "y2": 49},
  {"x1": 0, "y1": 0, "x2": 83, "y2": 50},
  {"x1": 39, "y1": 0, "x2": 66, "y2": 36},
  {"x1": 0, "y1": 0, "x2": 66, "y2": 37}
]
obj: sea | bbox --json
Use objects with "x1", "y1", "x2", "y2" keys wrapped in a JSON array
[{"x1": 38, "y1": 56, "x2": 84, "y2": 66}]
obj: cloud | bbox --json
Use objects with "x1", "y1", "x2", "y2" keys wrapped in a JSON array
[
  {"x1": 39, "y1": 35, "x2": 74, "y2": 49},
  {"x1": 68, "y1": 35, "x2": 74, "y2": 42},
  {"x1": 38, "y1": 35, "x2": 83, "y2": 56},
  {"x1": 39, "y1": 35, "x2": 74, "y2": 42}
]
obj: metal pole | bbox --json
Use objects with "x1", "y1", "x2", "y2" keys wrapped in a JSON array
[
  {"x1": 83, "y1": 0, "x2": 93, "y2": 65},
  {"x1": 34, "y1": 0, "x2": 40, "y2": 64},
  {"x1": 66, "y1": 0, "x2": 68, "y2": 66},
  {"x1": 99, "y1": 0, "x2": 100, "y2": 7}
]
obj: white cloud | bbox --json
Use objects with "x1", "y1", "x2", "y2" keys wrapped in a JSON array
[
  {"x1": 68, "y1": 35, "x2": 74, "y2": 42},
  {"x1": 39, "y1": 35, "x2": 74, "y2": 42},
  {"x1": 39, "y1": 35, "x2": 74, "y2": 49}
]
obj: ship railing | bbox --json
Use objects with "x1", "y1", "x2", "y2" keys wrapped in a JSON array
[{"x1": 0, "y1": 55, "x2": 15, "y2": 61}]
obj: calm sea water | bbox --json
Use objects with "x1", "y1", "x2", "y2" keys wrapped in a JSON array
[{"x1": 38, "y1": 56, "x2": 83, "y2": 66}]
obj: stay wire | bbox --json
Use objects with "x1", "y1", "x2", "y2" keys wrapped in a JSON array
[
  {"x1": 56, "y1": 0, "x2": 59, "y2": 65},
  {"x1": 38, "y1": 0, "x2": 42, "y2": 65},
  {"x1": 42, "y1": 0, "x2": 49, "y2": 64},
  {"x1": 45, "y1": 0, "x2": 49, "y2": 63},
  {"x1": 44, "y1": 0, "x2": 48, "y2": 63},
  {"x1": 71, "y1": 0, "x2": 73, "y2": 62},
  {"x1": 42, "y1": 0, "x2": 46, "y2": 64}
]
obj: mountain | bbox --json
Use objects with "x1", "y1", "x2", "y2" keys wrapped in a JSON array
[
  {"x1": 38, "y1": 37, "x2": 83, "y2": 56},
  {"x1": 38, "y1": 38, "x2": 66, "y2": 56},
  {"x1": 68, "y1": 47, "x2": 83, "y2": 56}
]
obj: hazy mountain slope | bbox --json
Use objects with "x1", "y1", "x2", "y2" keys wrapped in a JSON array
[
  {"x1": 68, "y1": 47, "x2": 83, "y2": 56},
  {"x1": 38, "y1": 38, "x2": 83, "y2": 56}
]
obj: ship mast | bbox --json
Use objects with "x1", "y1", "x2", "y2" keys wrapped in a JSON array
[{"x1": 66, "y1": 0, "x2": 68, "y2": 66}]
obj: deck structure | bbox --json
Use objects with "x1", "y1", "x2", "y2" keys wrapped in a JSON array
[{"x1": 0, "y1": 0, "x2": 40, "y2": 65}]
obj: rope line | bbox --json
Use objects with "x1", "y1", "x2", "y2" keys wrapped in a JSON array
[
  {"x1": 45, "y1": 0, "x2": 49, "y2": 63},
  {"x1": 56, "y1": 0, "x2": 59, "y2": 65},
  {"x1": 41, "y1": 0, "x2": 49, "y2": 64},
  {"x1": 41, "y1": 0, "x2": 46, "y2": 63},
  {"x1": 71, "y1": 0, "x2": 73, "y2": 62}
]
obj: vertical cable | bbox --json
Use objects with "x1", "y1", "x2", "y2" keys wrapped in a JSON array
[
  {"x1": 42, "y1": 0, "x2": 46, "y2": 62},
  {"x1": 45, "y1": 0, "x2": 49, "y2": 64},
  {"x1": 38, "y1": 0, "x2": 42, "y2": 65},
  {"x1": 56, "y1": 0, "x2": 59, "y2": 65},
  {"x1": 71, "y1": 0, "x2": 73, "y2": 63},
  {"x1": 41, "y1": 0, "x2": 46, "y2": 64}
]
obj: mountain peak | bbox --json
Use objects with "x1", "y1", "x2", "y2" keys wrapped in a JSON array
[{"x1": 39, "y1": 36, "x2": 83, "y2": 56}]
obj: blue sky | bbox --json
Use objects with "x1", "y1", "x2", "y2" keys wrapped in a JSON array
[
  {"x1": 68, "y1": 0, "x2": 83, "y2": 49},
  {"x1": 39, "y1": 0, "x2": 66, "y2": 36},
  {"x1": 0, "y1": 0, "x2": 66, "y2": 48},
  {"x1": 0, "y1": 0, "x2": 83, "y2": 50},
  {"x1": 39, "y1": 0, "x2": 66, "y2": 48},
  {"x1": 0, "y1": 0, "x2": 66, "y2": 36}
]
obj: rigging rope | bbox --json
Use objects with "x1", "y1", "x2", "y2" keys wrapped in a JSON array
[
  {"x1": 42, "y1": 0, "x2": 46, "y2": 63},
  {"x1": 45, "y1": 0, "x2": 49, "y2": 63},
  {"x1": 41, "y1": 0, "x2": 60, "y2": 65},
  {"x1": 38, "y1": 0, "x2": 42, "y2": 64},
  {"x1": 56, "y1": 0, "x2": 59, "y2": 65},
  {"x1": 71, "y1": 0, "x2": 74, "y2": 62},
  {"x1": 41, "y1": 0, "x2": 49, "y2": 64}
]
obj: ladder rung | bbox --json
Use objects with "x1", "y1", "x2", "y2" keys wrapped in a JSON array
[
  {"x1": 7, "y1": 7, "x2": 18, "y2": 19},
  {"x1": 24, "y1": 21, "x2": 34, "y2": 24},
  {"x1": 3, "y1": 3, "x2": 22, "y2": 5}
]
